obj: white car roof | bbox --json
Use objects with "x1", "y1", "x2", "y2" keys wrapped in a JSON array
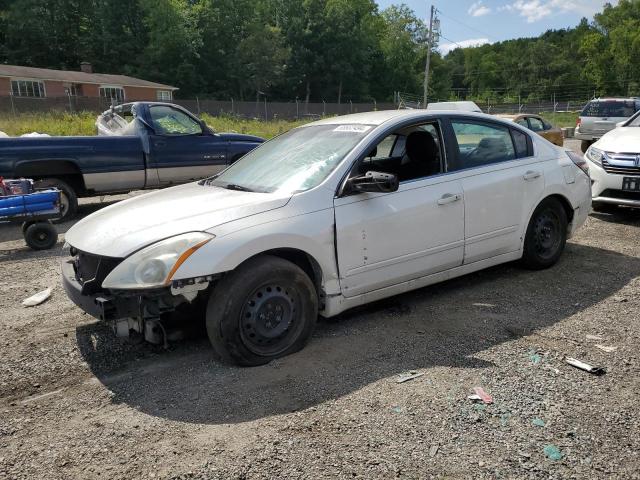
[{"x1": 306, "y1": 109, "x2": 494, "y2": 127}]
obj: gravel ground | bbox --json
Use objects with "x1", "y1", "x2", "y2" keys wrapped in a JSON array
[{"x1": 1, "y1": 139, "x2": 639, "y2": 479}]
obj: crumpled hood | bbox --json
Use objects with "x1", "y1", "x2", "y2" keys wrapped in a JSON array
[
  {"x1": 65, "y1": 182, "x2": 290, "y2": 257},
  {"x1": 595, "y1": 128, "x2": 640, "y2": 153}
]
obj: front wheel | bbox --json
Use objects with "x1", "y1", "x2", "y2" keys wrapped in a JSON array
[
  {"x1": 521, "y1": 198, "x2": 568, "y2": 270},
  {"x1": 206, "y1": 255, "x2": 318, "y2": 366}
]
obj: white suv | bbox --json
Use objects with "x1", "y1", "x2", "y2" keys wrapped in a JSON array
[
  {"x1": 62, "y1": 110, "x2": 592, "y2": 366},
  {"x1": 585, "y1": 109, "x2": 640, "y2": 210}
]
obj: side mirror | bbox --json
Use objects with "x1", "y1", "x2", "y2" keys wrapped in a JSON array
[{"x1": 349, "y1": 171, "x2": 399, "y2": 194}]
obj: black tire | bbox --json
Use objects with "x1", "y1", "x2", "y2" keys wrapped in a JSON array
[
  {"x1": 34, "y1": 178, "x2": 78, "y2": 223},
  {"x1": 592, "y1": 201, "x2": 617, "y2": 214},
  {"x1": 580, "y1": 140, "x2": 592, "y2": 153},
  {"x1": 206, "y1": 255, "x2": 318, "y2": 366},
  {"x1": 24, "y1": 221, "x2": 58, "y2": 250},
  {"x1": 521, "y1": 198, "x2": 568, "y2": 270}
]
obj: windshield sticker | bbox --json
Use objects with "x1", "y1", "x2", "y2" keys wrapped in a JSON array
[{"x1": 333, "y1": 125, "x2": 372, "y2": 133}]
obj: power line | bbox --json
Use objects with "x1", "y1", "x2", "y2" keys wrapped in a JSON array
[{"x1": 436, "y1": 8, "x2": 498, "y2": 42}]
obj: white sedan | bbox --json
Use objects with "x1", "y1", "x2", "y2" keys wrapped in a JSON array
[
  {"x1": 62, "y1": 110, "x2": 592, "y2": 366},
  {"x1": 585, "y1": 109, "x2": 640, "y2": 210}
]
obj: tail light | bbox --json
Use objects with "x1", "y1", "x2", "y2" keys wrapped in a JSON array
[{"x1": 566, "y1": 150, "x2": 589, "y2": 176}]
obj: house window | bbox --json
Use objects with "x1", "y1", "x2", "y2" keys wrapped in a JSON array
[
  {"x1": 99, "y1": 86, "x2": 125, "y2": 103},
  {"x1": 64, "y1": 84, "x2": 82, "y2": 97},
  {"x1": 157, "y1": 90, "x2": 172, "y2": 101},
  {"x1": 11, "y1": 79, "x2": 46, "y2": 98}
]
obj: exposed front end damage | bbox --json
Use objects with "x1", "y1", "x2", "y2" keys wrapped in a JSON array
[{"x1": 61, "y1": 246, "x2": 214, "y2": 345}]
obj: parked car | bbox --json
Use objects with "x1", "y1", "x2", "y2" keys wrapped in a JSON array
[
  {"x1": 62, "y1": 110, "x2": 591, "y2": 366},
  {"x1": 0, "y1": 102, "x2": 263, "y2": 221},
  {"x1": 584, "y1": 108, "x2": 640, "y2": 210},
  {"x1": 495, "y1": 114, "x2": 564, "y2": 146},
  {"x1": 575, "y1": 97, "x2": 640, "y2": 153}
]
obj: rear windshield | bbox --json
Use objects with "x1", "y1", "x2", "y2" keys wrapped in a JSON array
[{"x1": 581, "y1": 100, "x2": 638, "y2": 118}]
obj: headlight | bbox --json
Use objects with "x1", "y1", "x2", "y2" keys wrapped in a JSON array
[
  {"x1": 102, "y1": 232, "x2": 214, "y2": 289},
  {"x1": 585, "y1": 146, "x2": 604, "y2": 166}
]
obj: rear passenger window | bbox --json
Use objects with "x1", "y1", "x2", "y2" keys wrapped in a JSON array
[
  {"x1": 511, "y1": 129, "x2": 530, "y2": 158},
  {"x1": 528, "y1": 117, "x2": 545, "y2": 132},
  {"x1": 451, "y1": 121, "x2": 515, "y2": 170}
]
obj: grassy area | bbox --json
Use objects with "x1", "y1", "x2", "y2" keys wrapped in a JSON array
[
  {"x1": 539, "y1": 111, "x2": 580, "y2": 128},
  {"x1": 0, "y1": 111, "x2": 308, "y2": 138},
  {"x1": 0, "y1": 110, "x2": 579, "y2": 137}
]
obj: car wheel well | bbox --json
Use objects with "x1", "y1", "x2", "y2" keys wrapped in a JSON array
[
  {"x1": 543, "y1": 194, "x2": 574, "y2": 225},
  {"x1": 238, "y1": 248, "x2": 323, "y2": 297}
]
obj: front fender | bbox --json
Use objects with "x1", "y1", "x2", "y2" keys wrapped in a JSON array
[{"x1": 170, "y1": 208, "x2": 341, "y2": 295}]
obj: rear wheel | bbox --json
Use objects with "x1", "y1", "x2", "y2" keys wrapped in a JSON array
[
  {"x1": 206, "y1": 255, "x2": 318, "y2": 366},
  {"x1": 34, "y1": 178, "x2": 78, "y2": 223},
  {"x1": 521, "y1": 198, "x2": 568, "y2": 270},
  {"x1": 24, "y1": 221, "x2": 58, "y2": 250},
  {"x1": 580, "y1": 140, "x2": 592, "y2": 153}
]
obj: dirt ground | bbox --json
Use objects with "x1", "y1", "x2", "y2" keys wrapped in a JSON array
[{"x1": 1, "y1": 140, "x2": 639, "y2": 479}]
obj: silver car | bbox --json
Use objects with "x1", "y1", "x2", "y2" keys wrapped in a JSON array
[{"x1": 575, "y1": 97, "x2": 640, "y2": 152}]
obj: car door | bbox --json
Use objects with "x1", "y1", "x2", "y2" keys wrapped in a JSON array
[
  {"x1": 147, "y1": 105, "x2": 228, "y2": 185},
  {"x1": 334, "y1": 123, "x2": 465, "y2": 298},
  {"x1": 448, "y1": 118, "x2": 546, "y2": 264}
]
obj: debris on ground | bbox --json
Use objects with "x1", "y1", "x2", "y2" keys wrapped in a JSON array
[
  {"x1": 390, "y1": 405, "x2": 403, "y2": 414},
  {"x1": 429, "y1": 445, "x2": 439, "y2": 457},
  {"x1": 595, "y1": 344, "x2": 617, "y2": 353},
  {"x1": 22, "y1": 287, "x2": 52, "y2": 307},
  {"x1": 468, "y1": 387, "x2": 493, "y2": 404},
  {"x1": 532, "y1": 418, "x2": 546, "y2": 427},
  {"x1": 395, "y1": 371, "x2": 424, "y2": 383},
  {"x1": 543, "y1": 444, "x2": 563, "y2": 461},
  {"x1": 586, "y1": 334, "x2": 604, "y2": 342},
  {"x1": 529, "y1": 350, "x2": 543, "y2": 364},
  {"x1": 565, "y1": 357, "x2": 607, "y2": 375}
]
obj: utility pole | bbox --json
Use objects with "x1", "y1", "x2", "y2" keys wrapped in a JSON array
[{"x1": 423, "y1": 5, "x2": 436, "y2": 107}]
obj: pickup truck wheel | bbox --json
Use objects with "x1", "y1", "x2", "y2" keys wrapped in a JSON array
[
  {"x1": 521, "y1": 198, "x2": 568, "y2": 270},
  {"x1": 34, "y1": 178, "x2": 78, "y2": 223},
  {"x1": 206, "y1": 255, "x2": 318, "y2": 366}
]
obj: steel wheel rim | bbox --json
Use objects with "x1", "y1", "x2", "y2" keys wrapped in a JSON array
[
  {"x1": 533, "y1": 210, "x2": 561, "y2": 259},
  {"x1": 239, "y1": 283, "x2": 302, "y2": 356}
]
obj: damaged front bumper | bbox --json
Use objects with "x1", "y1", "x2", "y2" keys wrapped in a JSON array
[
  {"x1": 62, "y1": 254, "x2": 210, "y2": 343},
  {"x1": 61, "y1": 256, "x2": 165, "y2": 322}
]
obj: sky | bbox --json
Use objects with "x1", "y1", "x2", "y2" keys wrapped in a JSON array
[{"x1": 374, "y1": 0, "x2": 619, "y2": 54}]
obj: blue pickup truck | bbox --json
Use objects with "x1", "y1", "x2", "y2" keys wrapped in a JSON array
[{"x1": 0, "y1": 102, "x2": 263, "y2": 221}]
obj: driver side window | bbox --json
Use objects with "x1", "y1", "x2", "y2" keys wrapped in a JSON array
[
  {"x1": 149, "y1": 106, "x2": 202, "y2": 135},
  {"x1": 357, "y1": 123, "x2": 444, "y2": 183}
]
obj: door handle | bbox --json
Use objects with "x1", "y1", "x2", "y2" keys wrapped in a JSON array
[
  {"x1": 154, "y1": 140, "x2": 166, "y2": 148},
  {"x1": 437, "y1": 193, "x2": 462, "y2": 205},
  {"x1": 523, "y1": 171, "x2": 541, "y2": 181}
]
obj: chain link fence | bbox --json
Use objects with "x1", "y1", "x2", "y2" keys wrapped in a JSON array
[{"x1": 0, "y1": 95, "x2": 397, "y2": 120}]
